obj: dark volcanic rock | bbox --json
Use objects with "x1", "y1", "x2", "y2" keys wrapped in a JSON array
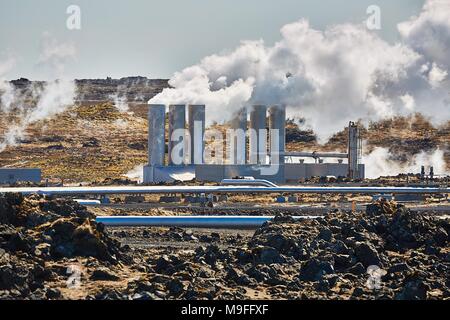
[
  {"x1": 318, "y1": 228, "x2": 333, "y2": 242},
  {"x1": 0, "y1": 194, "x2": 448, "y2": 300},
  {"x1": 333, "y1": 254, "x2": 353, "y2": 270},
  {"x1": 194, "y1": 245, "x2": 229, "y2": 267},
  {"x1": 154, "y1": 255, "x2": 176, "y2": 274},
  {"x1": 237, "y1": 199, "x2": 449, "y2": 299},
  {"x1": 252, "y1": 246, "x2": 284, "y2": 264},
  {"x1": 7, "y1": 232, "x2": 31, "y2": 252},
  {"x1": 299, "y1": 258, "x2": 335, "y2": 281},
  {"x1": 167, "y1": 278, "x2": 185, "y2": 295},
  {"x1": 226, "y1": 267, "x2": 253, "y2": 285},
  {"x1": 355, "y1": 242, "x2": 382, "y2": 268},
  {"x1": 0, "y1": 265, "x2": 18, "y2": 290},
  {"x1": 388, "y1": 263, "x2": 411, "y2": 275},
  {"x1": 346, "y1": 262, "x2": 366, "y2": 275},
  {"x1": 91, "y1": 268, "x2": 120, "y2": 281},
  {"x1": 396, "y1": 279, "x2": 429, "y2": 300},
  {"x1": 46, "y1": 217, "x2": 120, "y2": 261}
]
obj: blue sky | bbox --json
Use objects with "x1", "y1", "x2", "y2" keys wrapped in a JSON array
[{"x1": 0, "y1": 0, "x2": 425, "y2": 80}]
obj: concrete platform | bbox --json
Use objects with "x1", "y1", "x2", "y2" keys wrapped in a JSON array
[
  {"x1": 143, "y1": 165, "x2": 195, "y2": 183},
  {"x1": 0, "y1": 168, "x2": 41, "y2": 184},
  {"x1": 194, "y1": 163, "x2": 365, "y2": 183}
]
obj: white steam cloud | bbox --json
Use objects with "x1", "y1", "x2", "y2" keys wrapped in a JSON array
[
  {"x1": 0, "y1": 34, "x2": 77, "y2": 151},
  {"x1": 150, "y1": 0, "x2": 450, "y2": 141},
  {"x1": 110, "y1": 93, "x2": 129, "y2": 113},
  {"x1": 0, "y1": 56, "x2": 17, "y2": 113},
  {"x1": 124, "y1": 163, "x2": 144, "y2": 181},
  {"x1": 38, "y1": 32, "x2": 76, "y2": 74},
  {"x1": 398, "y1": 0, "x2": 450, "y2": 70},
  {"x1": 363, "y1": 147, "x2": 447, "y2": 179}
]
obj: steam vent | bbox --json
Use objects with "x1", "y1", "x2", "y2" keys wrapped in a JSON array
[{"x1": 143, "y1": 104, "x2": 364, "y2": 183}]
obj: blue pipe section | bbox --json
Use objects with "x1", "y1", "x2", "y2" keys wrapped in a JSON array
[{"x1": 95, "y1": 215, "x2": 316, "y2": 228}]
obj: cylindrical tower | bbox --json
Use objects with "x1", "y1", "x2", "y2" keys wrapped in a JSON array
[
  {"x1": 229, "y1": 108, "x2": 247, "y2": 165},
  {"x1": 188, "y1": 105, "x2": 205, "y2": 164},
  {"x1": 148, "y1": 104, "x2": 166, "y2": 166},
  {"x1": 268, "y1": 105, "x2": 286, "y2": 166},
  {"x1": 348, "y1": 121, "x2": 360, "y2": 179},
  {"x1": 168, "y1": 105, "x2": 186, "y2": 165},
  {"x1": 249, "y1": 105, "x2": 267, "y2": 164}
]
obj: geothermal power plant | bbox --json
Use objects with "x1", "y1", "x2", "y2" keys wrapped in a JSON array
[
  {"x1": 1, "y1": 0, "x2": 450, "y2": 302},
  {"x1": 143, "y1": 104, "x2": 364, "y2": 183},
  {"x1": 1, "y1": 87, "x2": 448, "y2": 303}
]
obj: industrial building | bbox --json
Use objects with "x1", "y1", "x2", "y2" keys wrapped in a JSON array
[
  {"x1": 143, "y1": 104, "x2": 364, "y2": 183},
  {"x1": 0, "y1": 168, "x2": 41, "y2": 185}
]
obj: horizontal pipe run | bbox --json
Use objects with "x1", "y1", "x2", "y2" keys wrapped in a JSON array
[
  {"x1": 95, "y1": 215, "x2": 316, "y2": 228},
  {"x1": 0, "y1": 185, "x2": 449, "y2": 195},
  {"x1": 283, "y1": 152, "x2": 348, "y2": 159},
  {"x1": 74, "y1": 199, "x2": 101, "y2": 205},
  {"x1": 220, "y1": 179, "x2": 279, "y2": 187}
]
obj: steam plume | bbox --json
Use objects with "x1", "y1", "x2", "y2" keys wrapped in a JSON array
[
  {"x1": 150, "y1": 0, "x2": 450, "y2": 141},
  {"x1": 0, "y1": 35, "x2": 77, "y2": 151}
]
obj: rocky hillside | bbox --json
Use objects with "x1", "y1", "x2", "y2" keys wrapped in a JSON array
[
  {"x1": 0, "y1": 103, "x2": 149, "y2": 183},
  {"x1": 0, "y1": 78, "x2": 448, "y2": 183},
  {"x1": 9, "y1": 77, "x2": 169, "y2": 104}
]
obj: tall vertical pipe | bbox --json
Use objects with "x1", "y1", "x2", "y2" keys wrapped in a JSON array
[
  {"x1": 188, "y1": 105, "x2": 205, "y2": 164},
  {"x1": 348, "y1": 121, "x2": 359, "y2": 179},
  {"x1": 249, "y1": 105, "x2": 267, "y2": 164},
  {"x1": 268, "y1": 105, "x2": 285, "y2": 166},
  {"x1": 229, "y1": 108, "x2": 247, "y2": 164},
  {"x1": 168, "y1": 105, "x2": 186, "y2": 165},
  {"x1": 148, "y1": 104, "x2": 166, "y2": 166}
]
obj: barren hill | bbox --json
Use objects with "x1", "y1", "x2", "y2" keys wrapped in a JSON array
[{"x1": 0, "y1": 78, "x2": 448, "y2": 183}]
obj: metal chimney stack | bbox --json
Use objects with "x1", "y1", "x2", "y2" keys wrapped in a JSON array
[
  {"x1": 229, "y1": 108, "x2": 247, "y2": 165},
  {"x1": 348, "y1": 121, "x2": 360, "y2": 179},
  {"x1": 268, "y1": 105, "x2": 286, "y2": 166},
  {"x1": 148, "y1": 104, "x2": 166, "y2": 166},
  {"x1": 188, "y1": 105, "x2": 205, "y2": 164},
  {"x1": 249, "y1": 105, "x2": 267, "y2": 164},
  {"x1": 168, "y1": 105, "x2": 186, "y2": 165}
]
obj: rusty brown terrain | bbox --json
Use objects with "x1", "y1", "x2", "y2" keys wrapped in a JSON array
[
  {"x1": 0, "y1": 194, "x2": 448, "y2": 300},
  {"x1": 0, "y1": 78, "x2": 448, "y2": 183}
]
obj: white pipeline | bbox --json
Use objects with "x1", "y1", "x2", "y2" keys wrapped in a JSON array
[{"x1": 1, "y1": 185, "x2": 448, "y2": 195}]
